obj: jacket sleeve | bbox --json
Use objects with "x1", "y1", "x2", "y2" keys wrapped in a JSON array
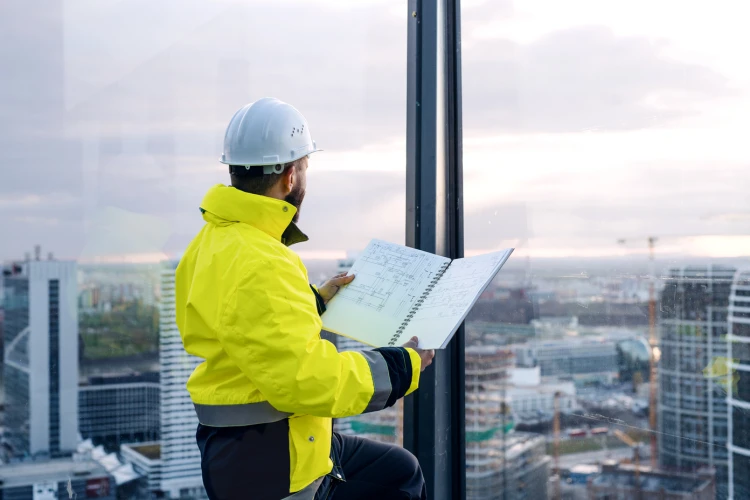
[
  {"x1": 309, "y1": 284, "x2": 326, "y2": 315},
  {"x1": 217, "y1": 260, "x2": 421, "y2": 418}
]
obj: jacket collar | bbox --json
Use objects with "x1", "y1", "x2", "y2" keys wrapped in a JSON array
[{"x1": 199, "y1": 184, "x2": 309, "y2": 246}]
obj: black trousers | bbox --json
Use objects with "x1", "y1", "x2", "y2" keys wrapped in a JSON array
[
  {"x1": 317, "y1": 432, "x2": 427, "y2": 500},
  {"x1": 197, "y1": 423, "x2": 426, "y2": 500}
]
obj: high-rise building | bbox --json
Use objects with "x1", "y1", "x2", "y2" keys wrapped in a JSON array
[
  {"x1": 78, "y1": 372, "x2": 160, "y2": 451},
  {"x1": 158, "y1": 261, "x2": 204, "y2": 497},
  {"x1": 658, "y1": 265, "x2": 736, "y2": 498},
  {"x1": 120, "y1": 262, "x2": 205, "y2": 498},
  {"x1": 2, "y1": 256, "x2": 78, "y2": 458},
  {"x1": 727, "y1": 269, "x2": 750, "y2": 500}
]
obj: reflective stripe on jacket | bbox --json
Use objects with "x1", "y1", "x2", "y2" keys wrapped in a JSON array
[{"x1": 176, "y1": 184, "x2": 421, "y2": 495}]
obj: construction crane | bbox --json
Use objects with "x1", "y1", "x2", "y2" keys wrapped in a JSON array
[
  {"x1": 614, "y1": 429, "x2": 642, "y2": 500},
  {"x1": 617, "y1": 236, "x2": 659, "y2": 467}
]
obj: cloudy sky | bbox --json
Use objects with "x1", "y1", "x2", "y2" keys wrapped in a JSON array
[{"x1": 2, "y1": 0, "x2": 749, "y2": 264}]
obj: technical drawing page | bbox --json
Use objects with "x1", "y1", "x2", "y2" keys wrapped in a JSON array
[
  {"x1": 322, "y1": 239, "x2": 450, "y2": 347},
  {"x1": 403, "y1": 248, "x2": 514, "y2": 349}
]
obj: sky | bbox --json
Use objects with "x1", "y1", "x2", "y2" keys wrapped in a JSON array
[{"x1": 1, "y1": 0, "x2": 749, "y2": 265}]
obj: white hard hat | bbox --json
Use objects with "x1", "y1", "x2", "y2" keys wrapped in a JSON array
[{"x1": 220, "y1": 97, "x2": 320, "y2": 174}]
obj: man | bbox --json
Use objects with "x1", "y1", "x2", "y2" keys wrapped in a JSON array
[{"x1": 176, "y1": 97, "x2": 435, "y2": 500}]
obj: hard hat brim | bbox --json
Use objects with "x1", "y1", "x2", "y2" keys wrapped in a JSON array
[{"x1": 220, "y1": 147, "x2": 322, "y2": 167}]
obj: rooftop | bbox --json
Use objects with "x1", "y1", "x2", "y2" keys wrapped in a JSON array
[
  {"x1": 508, "y1": 366, "x2": 541, "y2": 386},
  {"x1": 530, "y1": 337, "x2": 615, "y2": 348},
  {"x1": 465, "y1": 345, "x2": 515, "y2": 359},
  {"x1": 0, "y1": 457, "x2": 110, "y2": 489},
  {"x1": 81, "y1": 371, "x2": 160, "y2": 386},
  {"x1": 570, "y1": 464, "x2": 600, "y2": 475},
  {"x1": 129, "y1": 443, "x2": 161, "y2": 460}
]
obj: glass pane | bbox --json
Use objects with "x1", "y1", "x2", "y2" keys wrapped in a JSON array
[
  {"x1": 1, "y1": 0, "x2": 405, "y2": 497},
  {"x1": 462, "y1": 1, "x2": 750, "y2": 499}
]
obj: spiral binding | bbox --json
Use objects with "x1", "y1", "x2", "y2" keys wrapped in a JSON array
[{"x1": 388, "y1": 262, "x2": 450, "y2": 346}]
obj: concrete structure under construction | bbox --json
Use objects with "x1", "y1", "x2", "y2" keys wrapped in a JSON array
[
  {"x1": 587, "y1": 462, "x2": 715, "y2": 500},
  {"x1": 465, "y1": 345, "x2": 551, "y2": 500},
  {"x1": 658, "y1": 265, "x2": 735, "y2": 499},
  {"x1": 466, "y1": 431, "x2": 550, "y2": 500}
]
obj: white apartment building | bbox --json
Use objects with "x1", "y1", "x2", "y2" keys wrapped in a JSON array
[
  {"x1": 121, "y1": 262, "x2": 205, "y2": 498},
  {"x1": 2, "y1": 255, "x2": 78, "y2": 458}
]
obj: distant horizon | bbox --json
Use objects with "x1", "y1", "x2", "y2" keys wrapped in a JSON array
[
  {"x1": 6, "y1": 231, "x2": 750, "y2": 267},
  {"x1": 59, "y1": 251, "x2": 750, "y2": 272}
]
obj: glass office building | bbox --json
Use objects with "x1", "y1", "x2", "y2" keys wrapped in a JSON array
[
  {"x1": 78, "y1": 372, "x2": 160, "y2": 451},
  {"x1": 659, "y1": 266, "x2": 736, "y2": 498}
]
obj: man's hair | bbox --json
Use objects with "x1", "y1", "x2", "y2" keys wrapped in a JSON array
[{"x1": 230, "y1": 159, "x2": 302, "y2": 195}]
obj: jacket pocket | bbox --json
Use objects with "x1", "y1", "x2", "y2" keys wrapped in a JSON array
[{"x1": 288, "y1": 416, "x2": 334, "y2": 493}]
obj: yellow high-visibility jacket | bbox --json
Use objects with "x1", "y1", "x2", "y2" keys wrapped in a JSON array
[{"x1": 176, "y1": 184, "x2": 421, "y2": 496}]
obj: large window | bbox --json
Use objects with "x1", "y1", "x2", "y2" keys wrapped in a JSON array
[
  {"x1": 1, "y1": 0, "x2": 406, "y2": 496},
  {"x1": 461, "y1": 1, "x2": 750, "y2": 499},
  {"x1": 4, "y1": 0, "x2": 750, "y2": 499}
]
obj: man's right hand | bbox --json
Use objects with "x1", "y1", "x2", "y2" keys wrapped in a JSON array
[{"x1": 403, "y1": 336, "x2": 435, "y2": 372}]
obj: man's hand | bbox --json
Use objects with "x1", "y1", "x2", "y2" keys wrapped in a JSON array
[
  {"x1": 403, "y1": 336, "x2": 435, "y2": 372},
  {"x1": 317, "y1": 272, "x2": 355, "y2": 304}
]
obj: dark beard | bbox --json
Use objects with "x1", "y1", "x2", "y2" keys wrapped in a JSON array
[{"x1": 285, "y1": 185, "x2": 306, "y2": 223}]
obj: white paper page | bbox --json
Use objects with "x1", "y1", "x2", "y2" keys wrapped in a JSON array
[
  {"x1": 402, "y1": 248, "x2": 514, "y2": 349},
  {"x1": 323, "y1": 239, "x2": 450, "y2": 347}
]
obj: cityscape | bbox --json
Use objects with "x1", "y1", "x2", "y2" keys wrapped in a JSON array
[
  {"x1": 3, "y1": 1, "x2": 750, "y2": 499},
  {"x1": 2, "y1": 245, "x2": 748, "y2": 499}
]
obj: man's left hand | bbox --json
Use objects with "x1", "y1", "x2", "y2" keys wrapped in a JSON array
[{"x1": 318, "y1": 272, "x2": 355, "y2": 304}]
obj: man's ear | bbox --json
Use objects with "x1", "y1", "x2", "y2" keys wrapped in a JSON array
[{"x1": 283, "y1": 165, "x2": 296, "y2": 193}]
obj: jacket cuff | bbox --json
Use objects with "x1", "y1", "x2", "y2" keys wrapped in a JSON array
[
  {"x1": 404, "y1": 348, "x2": 421, "y2": 396},
  {"x1": 372, "y1": 347, "x2": 416, "y2": 409},
  {"x1": 309, "y1": 285, "x2": 326, "y2": 316}
]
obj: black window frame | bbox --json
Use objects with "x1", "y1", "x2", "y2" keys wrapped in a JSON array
[{"x1": 403, "y1": 1, "x2": 466, "y2": 498}]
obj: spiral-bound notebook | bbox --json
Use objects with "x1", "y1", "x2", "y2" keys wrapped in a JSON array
[{"x1": 322, "y1": 239, "x2": 514, "y2": 349}]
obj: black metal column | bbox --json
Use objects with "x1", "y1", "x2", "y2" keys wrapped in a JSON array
[{"x1": 404, "y1": 0, "x2": 465, "y2": 499}]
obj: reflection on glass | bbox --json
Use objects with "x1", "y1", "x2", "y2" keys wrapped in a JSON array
[
  {"x1": 1, "y1": 0, "x2": 406, "y2": 497},
  {"x1": 462, "y1": 0, "x2": 750, "y2": 498}
]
